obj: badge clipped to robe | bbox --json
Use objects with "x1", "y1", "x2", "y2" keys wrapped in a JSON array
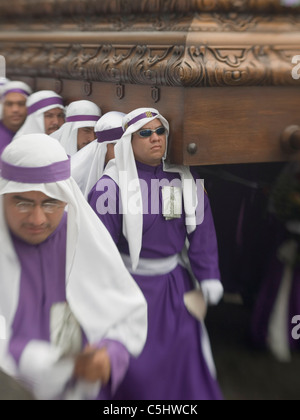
[
  {"x1": 50, "y1": 302, "x2": 82, "y2": 358},
  {"x1": 162, "y1": 186, "x2": 182, "y2": 220}
]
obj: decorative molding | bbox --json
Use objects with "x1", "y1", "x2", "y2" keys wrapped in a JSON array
[
  {"x1": 151, "y1": 87, "x2": 160, "y2": 103},
  {"x1": 0, "y1": 0, "x2": 298, "y2": 18},
  {"x1": 82, "y1": 81, "x2": 92, "y2": 96},
  {"x1": 54, "y1": 79, "x2": 63, "y2": 94},
  {"x1": 1, "y1": 41, "x2": 299, "y2": 87},
  {"x1": 116, "y1": 84, "x2": 125, "y2": 100},
  {"x1": 0, "y1": 1, "x2": 299, "y2": 88},
  {"x1": 2, "y1": 13, "x2": 300, "y2": 33}
]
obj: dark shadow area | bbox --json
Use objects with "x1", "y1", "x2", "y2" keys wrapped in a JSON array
[
  {"x1": 0, "y1": 370, "x2": 35, "y2": 400},
  {"x1": 200, "y1": 162, "x2": 300, "y2": 400},
  {"x1": 206, "y1": 301, "x2": 300, "y2": 401}
]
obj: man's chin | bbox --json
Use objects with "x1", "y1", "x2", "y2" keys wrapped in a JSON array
[
  {"x1": 19, "y1": 230, "x2": 51, "y2": 245},
  {"x1": 46, "y1": 128, "x2": 59, "y2": 135},
  {"x1": 24, "y1": 237, "x2": 48, "y2": 245},
  {"x1": 8, "y1": 121, "x2": 25, "y2": 132}
]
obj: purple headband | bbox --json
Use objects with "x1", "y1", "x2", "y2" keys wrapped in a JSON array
[
  {"x1": 124, "y1": 111, "x2": 158, "y2": 130},
  {"x1": 66, "y1": 115, "x2": 99, "y2": 123},
  {"x1": 28, "y1": 97, "x2": 64, "y2": 115},
  {"x1": 1, "y1": 158, "x2": 71, "y2": 184},
  {"x1": 96, "y1": 127, "x2": 124, "y2": 143},
  {"x1": 3, "y1": 89, "x2": 30, "y2": 98}
]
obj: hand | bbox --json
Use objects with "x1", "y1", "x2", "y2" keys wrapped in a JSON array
[
  {"x1": 74, "y1": 345, "x2": 111, "y2": 385},
  {"x1": 201, "y1": 280, "x2": 224, "y2": 305}
]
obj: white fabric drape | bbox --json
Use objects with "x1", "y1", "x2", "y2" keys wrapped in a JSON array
[
  {"x1": 14, "y1": 91, "x2": 64, "y2": 139},
  {"x1": 51, "y1": 100, "x2": 101, "y2": 156},
  {"x1": 0, "y1": 134, "x2": 148, "y2": 398},
  {"x1": 71, "y1": 111, "x2": 125, "y2": 199},
  {"x1": 104, "y1": 108, "x2": 198, "y2": 270}
]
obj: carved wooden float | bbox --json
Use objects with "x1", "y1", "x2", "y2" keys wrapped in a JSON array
[{"x1": 0, "y1": 0, "x2": 299, "y2": 166}]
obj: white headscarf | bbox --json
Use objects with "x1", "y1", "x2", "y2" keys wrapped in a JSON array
[
  {"x1": 14, "y1": 90, "x2": 65, "y2": 138},
  {"x1": 1, "y1": 81, "x2": 31, "y2": 100},
  {"x1": 0, "y1": 78, "x2": 9, "y2": 119},
  {"x1": 0, "y1": 80, "x2": 31, "y2": 120},
  {"x1": 0, "y1": 77, "x2": 9, "y2": 89},
  {"x1": 104, "y1": 107, "x2": 198, "y2": 270},
  {"x1": 51, "y1": 100, "x2": 102, "y2": 156},
  {"x1": 71, "y1": 111, "x2": 125, "y2": 199},
  {"x1": 0, "y1": 134, "x2": 147, "y2": 395},
  {"x1": 0, "y1": 78, "x2": 10, "y2": 101}
]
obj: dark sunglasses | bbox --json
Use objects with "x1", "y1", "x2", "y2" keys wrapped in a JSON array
[{"x1": 137, "y1": 127, "x2": 166, "y2": 138}]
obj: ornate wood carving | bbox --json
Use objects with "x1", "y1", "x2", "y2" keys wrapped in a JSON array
[
  {"x1": 0, "y1": 0, "x2": 298, "y2": 17},
  {"x1": 0, "y1": 5, "x2": 299, "y2": 88},
  {"x1": 0, "y1": 0, "x2": 299, "y2": 165}
]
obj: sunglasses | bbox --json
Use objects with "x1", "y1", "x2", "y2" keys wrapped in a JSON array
[{"x1": 136, "y1": 127, "x2": 166, "y2": 138}]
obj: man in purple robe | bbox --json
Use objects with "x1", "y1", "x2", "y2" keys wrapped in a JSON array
[
  {"x1": 88, "y1": 107, "x2": 224, "y2": 400},
  {"x1": 0, "y1": 81, "x2": 32, "y2": 154},
  {"x1": 51, "y1": 100, "x2": 102, "y2": 155},
  {"x1": 0, "y1": 133, "x2": 147, "y2": 400},
  {"x1": 251, "y1": 162, "x2": 300, "y2": 362},
  {"x1": 14, "y1": 90, "x2": 65, "y2": 138}
]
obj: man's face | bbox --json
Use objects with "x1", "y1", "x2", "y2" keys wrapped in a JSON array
[
  {"x1": 44, "y1": 108, "x2": 65, "y2": 135},
  {"x1": 105, "y1": 143, "x2": 116, "y2": 165},
  {"x1": 2, "y1": 92, "x2": 28, "y2": 133},
  {"x1": 3, "y1": 191, "x2": 67, "y2": 245},
  {"x1": 132, "y1": 119, "x2": 167, "y2": 167},
  {"x1": 77, "y1": 127, "x2": 96, "y2": 151}
]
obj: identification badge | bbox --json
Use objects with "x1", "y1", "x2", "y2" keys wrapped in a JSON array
[
  {"x1": 162, "y1": 186, "x2": 182, "y2": 220},
  {"x1": 50, "y1": 302, "x2": 82, "y2": 357}
]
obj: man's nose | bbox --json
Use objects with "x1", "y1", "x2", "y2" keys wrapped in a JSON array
[
  {"x1": 150, "y1": 132, "x2": 160, "y2": 142},
  {"x1": 11, "y1": 104, "x2": 21, "y2": 112},
  {"x1": 87, "y1": 133, "x2": 96, "y2": 143},
  {"x1": 27, "y1": 205, "x2": 47, "y2": 224},
  {"x1": 52, "y1": 116, "x2": 60, "y2": 125}
]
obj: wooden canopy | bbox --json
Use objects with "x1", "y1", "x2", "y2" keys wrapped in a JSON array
[{"x1": 0, "y1": 0, "x2": 299, "y2": 165}]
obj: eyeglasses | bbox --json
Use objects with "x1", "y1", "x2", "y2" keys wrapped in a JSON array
[
  {"x1": 15, "y1": 201, "x2": 66, "y2": 214},
  {"x1": 136, "y1": 127, "x2": 166, "y2": 138}
]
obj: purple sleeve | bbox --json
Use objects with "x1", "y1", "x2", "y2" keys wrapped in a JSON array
[
  {"x1": 88, "y1": 175, "x2": 123, "y2": 245},
  {"x1": 9, "y1": 336, "x2": 31, "y2": 366},
  {"x1": 188, "y1": 191, "x2": 221, "y2": 282},
  {"x1": 96, "y1": 339, "x2": 130, "y2": 396}
]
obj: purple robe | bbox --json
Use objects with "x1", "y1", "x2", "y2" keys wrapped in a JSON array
[
  {"x1": 88, "y1": 161, "x2": 223, "y2": 400},
  {"x1": 0, "y1": 121, "x2": 15, "y2": 155},
  {"x1": 199, "y1": 163, "x2": 284, "y2": 307},
  {"x1": 250, "y1": 218, "x2": 300, "y2": 351},
  {"x1": 8, "y1": 212, "x2": 128, "y2": 399}
]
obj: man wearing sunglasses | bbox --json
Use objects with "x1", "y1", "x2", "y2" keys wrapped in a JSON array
[
  {"x1": 131, "y1": 125, "x2": 167, "y2": 166},
  {"x1": 88, "y1": 107, "x2": 224, "y2": 400}
]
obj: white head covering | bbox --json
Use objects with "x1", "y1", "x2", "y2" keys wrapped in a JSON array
[
  {"x1": 14, "y1": 90, "x2": 64, "y2": 138},
  {"x1": 0, "y1": 77, "x2": 9, "y2": 86},
  {"x1": 0, "y1": 134, "x2": 147, "y2": 389},
  {"x1": 71, "y1": 111, "x2": 125, "y2": 199},
  {"x1": 0, "y1": 78, "x2": 9, "y2": 119},
  {"x1": 0, "y1": 78, "x2": 10, "y2": 98},
  {"x1": 1, "y1": 80, "x2": 31, "y2": 100},
  {"x1": 104, "y1": 107, "x2": 198, "y2": 270},
  {"x1": 51, "y1": 100, "x2": 102, "y2": 156},
  {"x1": 0, "y1": 80, "x2": 31, "y2": 120}
]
